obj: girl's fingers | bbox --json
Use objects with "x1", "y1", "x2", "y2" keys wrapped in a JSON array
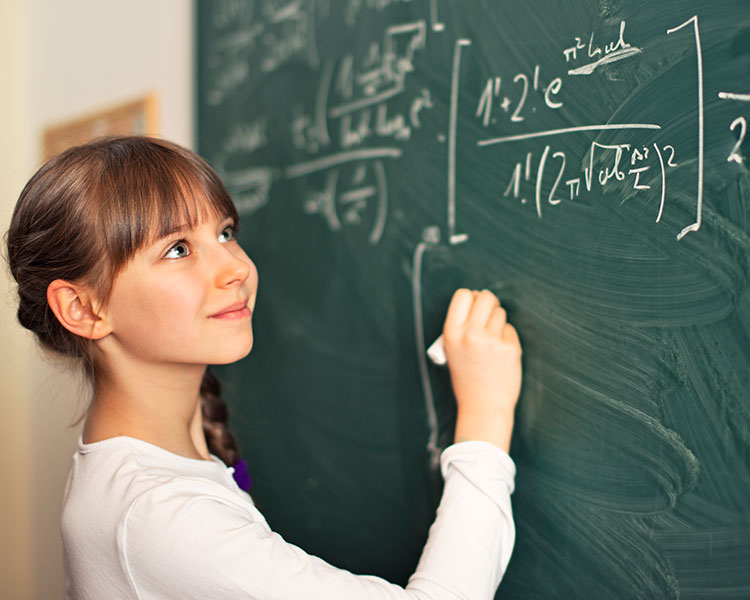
[
  {"x1": 445, "y1": 289, "x2": 511, "y2": 348},
  {"x1": 501, "y1": 322, "x2": 520, "y2": 348},
  {"x1": 466, "y1": 289, "x2": 500, "y2": 330},
  {"x1": 487, "y1": 306, "x2": 508, "y2": 336},
  {"x1": 443, "y1": 288, "x2": 475, "y2": 333}
]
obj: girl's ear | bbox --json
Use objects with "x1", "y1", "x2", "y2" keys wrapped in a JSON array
[{"x1": 46, "y1": 279, "x2": 112, "y2": 340}]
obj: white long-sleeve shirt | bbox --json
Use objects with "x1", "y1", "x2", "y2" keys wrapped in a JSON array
[{"x1": 62, "y1": 436, "x2": 515, "y2": 599}]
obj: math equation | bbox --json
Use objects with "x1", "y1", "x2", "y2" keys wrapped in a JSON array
[{"x1": 204, "y1": 5, "x2": 747, "y2": 251}]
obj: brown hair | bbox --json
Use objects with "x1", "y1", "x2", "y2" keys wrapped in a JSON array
[{"x1": 6, "y1": 136, "x2": 241, "y2": 466}]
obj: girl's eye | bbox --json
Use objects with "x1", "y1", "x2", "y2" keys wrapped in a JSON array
[
  {"x1": 219, "y1": 224, "x2": 236, "y2": 243},
  {"x1": 165, "y1": 240, "x2": 190, "y2": 259}
]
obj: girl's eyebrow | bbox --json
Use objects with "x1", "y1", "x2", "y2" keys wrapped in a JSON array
[
  {"x1": 157, "y1": 214, "x2": 235, "y2": 239},
  {"x1": 159, "y1": 224, "x2": 190, "y2": 238}
]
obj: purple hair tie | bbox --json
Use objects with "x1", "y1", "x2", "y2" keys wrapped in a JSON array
[{"x1": 232, "y1": 457, "x2": 253, "y2": 491}]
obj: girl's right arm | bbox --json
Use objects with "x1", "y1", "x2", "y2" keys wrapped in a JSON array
[
  {"x1": 405, "y1": 287, "x2": 521, "y2": 597},
  {"x1": 442, "y1": 288, "x2": 522, "y2": 451}
]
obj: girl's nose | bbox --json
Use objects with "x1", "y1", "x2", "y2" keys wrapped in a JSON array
[{"x1": 215, "y1": 246, "x2": 253, "y2": 288}]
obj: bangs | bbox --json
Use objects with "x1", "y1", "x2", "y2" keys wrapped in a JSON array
[
  {"x1": 141, "y1": 170, "x2": 235, "y2": 244},
  {"x1": 89, "y1": 137, "x2": 238, "y2": 287}
]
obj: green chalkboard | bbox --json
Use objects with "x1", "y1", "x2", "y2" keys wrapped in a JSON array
[{"x1": 196, "y1": 1, "x2": 750, "y2": 596}]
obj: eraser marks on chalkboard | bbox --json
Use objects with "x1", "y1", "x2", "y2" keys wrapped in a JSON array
[{"x1": 427, "y1": 334, "x2": 447, "y2": 366}]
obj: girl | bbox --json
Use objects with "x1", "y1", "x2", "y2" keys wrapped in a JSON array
[{"x1": 6, "y1": 136, "x2": 522, "y2": 599}]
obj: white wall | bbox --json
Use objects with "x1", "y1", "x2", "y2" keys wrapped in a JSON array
[
  {"x1": 0, "y1": 2, "x2": 194, "y2": 597},
  {"x1": 0, "y1": 2, "x2": 33, "y2": 597}
]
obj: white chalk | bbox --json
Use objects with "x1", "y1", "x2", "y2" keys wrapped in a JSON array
[{"x1": 427, "y1": 334, "x2": 447, "y2": 366}]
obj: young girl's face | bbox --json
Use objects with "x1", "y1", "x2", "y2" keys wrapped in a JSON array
[{"x1": 100, "y1": 211, "x2": 257, "y2": 368}]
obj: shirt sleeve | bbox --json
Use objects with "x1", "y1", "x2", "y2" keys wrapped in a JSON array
[{"x1": 120, "y1": 441, "x2": 515, "y2": 600}]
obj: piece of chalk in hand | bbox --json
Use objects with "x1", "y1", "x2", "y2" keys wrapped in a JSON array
[{"x1": 427, "y1": 334, "x2": 447, "y2": 366}]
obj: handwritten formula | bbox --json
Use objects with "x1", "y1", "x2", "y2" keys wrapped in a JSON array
[{"x1": 205, "y1": 6, "x2": 747, "y2": 249}]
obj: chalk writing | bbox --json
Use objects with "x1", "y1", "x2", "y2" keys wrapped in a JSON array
[
  {"x1": 718, "y1": 92, "x2": 750, "y2": 102},
  {"x1": 475, "y1": 66, "x2": 563, "y2": 126},
  {"x1": 728, "y1": 117, "x2": 747, "y2": 164},
  {"x1": 666, "y1": 15, "x2": 704, "y2": 240},
  {"x1": 344, "y1": 0, "x2": 415, "y2": 26},
  {"x1": 448, "y1": 39, "x2": 471, "y2": 245},
  {"x1": 467, "y1": 15, "x2": 707, "y2": 240},
  {"x1": 300, "y1": 159, "x2": 389, "y2": 244},
  {"x1": 223, "y1": 167, "x2": 277, "y2": 217},
  {"x1": 500, "y1": 139, "x2": 678, "y2": 220},
  {"x1": 411, "y1": 226, "x2": 443, "y2": 469},
  {"x1": 205, "y1": 0, "x2": 318, "y2": 107},
  {"x1": 564, "y1": 20, "x2": 641, "y2": 76},
  {"x1": 429, "y1": 0, "x2": 444, "y2": 32},
  {"x1": 220, "y1": 120, "x2": 269, "y2": 160},
  {"x1": 212, "y1": 0, "x2": 255, "y2": 29},
  {"x1": 215, "y1": 119, "x2": 273, "y2": 218},
  {"x1": 283, "y1": 20, "x2": 430, "y2": 243},
  {"x1": 718, "y1": 91, "x2": 750, "y2": 164}
]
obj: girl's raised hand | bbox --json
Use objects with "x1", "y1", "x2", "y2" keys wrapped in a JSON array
[{"x1": 442, "y1": 289, "x2": 522, "y2": 452}]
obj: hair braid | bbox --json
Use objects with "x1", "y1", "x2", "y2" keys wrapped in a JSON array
[{"x1": 200, "y1": 369, "x2": 240, "y2": 467}]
